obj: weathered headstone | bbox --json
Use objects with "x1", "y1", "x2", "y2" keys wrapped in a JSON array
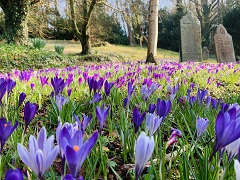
[
  {"x1": 180, "y1": 11, "x2": 202, "y2": 62},
  {"x1": 202, "y1": 47, "x2": 209, "y2": 60},
  {"x1": 214, "y1": 24, "x2": 236, "y2": 63}
]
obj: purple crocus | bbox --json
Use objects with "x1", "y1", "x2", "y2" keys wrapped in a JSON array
[
  {"x1": 67, "y1": 88, "x2": 72, "y2": 97},
  {"x1": 5, "y1": 169, "x2": 24, "y2": 180},
  {"x1": 56, "y1": 121, "x2": 79, "y2": 176},
  {"x1": 210, "y1": 107, "x2": 240, "y2": 161},
  {"x1": 123, "y1": 82, "x2": 135, "y2": 108},
  {"x1": 197, "y1": 88, "x2": 208, "y2": 105},
  {"x1": 51, "y1": 76, "x2": 66, "y2": 95},
  {"x1": 166, "y1": 128, "x2": 182, "y2": 148},
  {"x1": 196, "y1": 117, "x2": 209, "y2": 139},
  {"x1": 89, "y1": 92, "x2": 102, "y2": 104},
  {"x1": 96, "y1": 104, "x2": 109, "y2": 133},
  {"x1": 6, "y1": 78, "x2": 16, "y2": 96},
  {"x1": 167, "y1": 84, "x2": 179, "y2": 101},
  {"x1": 18, "y1": 92, "x2": 26, "y2": 107},
  {"x1": 17, "y1": 126, "x2": 59, "y2": 179},
  {"x1": 40, "y1": 76, "x2": 49, "y2": 88},
  {"x1": 63, "y1": 174, "x2": 84, "y2": 180},
  {"x1": 145, "y1": 113, "x2": 163, "y2": 136},
  {"x1": 73, "y1": 114, "x2": 92, "y2": 133},
  {"x1": 148, "y1": 104, "x2": 156, "y2": 114},
  {"x1": 0, "y1": 118, "x2": 18, "y2": 154},
  {"x1": 23, "y1": 102, "x2": 38, "y2": 132},
  {"x1": 205, "y1": 96, "x2": 211, "y2": 109},
  {"x1": 56, "y1": 95, "x2": 69, "y2": 112},
  {"x1": 132, "y1": 108, "x2": 146, "y2": 133},
  {"x1": 104, "y1": 80, "x2": 114, "y2": 97},
  {"x1": 135, "y1": 132, "x2": 154, "y2": 180},
  {"x1": 156, "y1": 98, "x2": 171, "y2": 120},
  {"x1": 0, "y1": 79, "x2": 7, "y2": 103},
  {"x1": 64, "y1": 131, "x2": 98, "y2": 178}
]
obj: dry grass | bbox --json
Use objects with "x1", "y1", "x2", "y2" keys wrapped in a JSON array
[{"x1": 45, "y1": 40, "x2": 179, "y2": 61}]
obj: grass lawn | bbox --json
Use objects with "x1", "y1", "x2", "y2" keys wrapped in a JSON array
[{"x1": 45, "y1": 40, "x2": 179, "y2": 61}]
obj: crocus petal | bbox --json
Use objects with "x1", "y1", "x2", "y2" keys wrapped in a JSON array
[
  {"x1": 76, "y1": 132, "x2": 98, "y2": 173},
  {"x1": 42, "y1": 146, "x2": 59, "y2": 174},
  {"x1": 65, "y1": 146, "x2": 78, "y2": 177},
  {"x1": 5, "y1": 168, "x2": 24, "y2": 180},
  {"x1": 17, "y1": 144, "x2": 38, "y2": 175},
  {"x1": 234, "y1": 160, "x2": 240, "y2": 180},
  {"x1": 37, "y1": 127, "x2": 47, "y2": 150},
  {"x1": 35, "y1": 150, "x2": 44, "y2": 177}
]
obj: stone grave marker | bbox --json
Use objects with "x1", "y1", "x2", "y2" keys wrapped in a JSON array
[
  {"x1": 180, "y1": 10, "x2": 202, "y2": 62},
  {"x1": 202, "y1": 47, "x2": 209, "y2": 60},
  {"x1": 214, "y1": 24, "x2": 236, "y2": 63}
]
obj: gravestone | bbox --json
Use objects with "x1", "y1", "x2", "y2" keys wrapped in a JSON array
[
  {"x1": 214, "y1": 24, "x2": 236, "y2": 63},
  {"x1": 180, "y1": 11, "x2": 202, "y2": 62},
  {"x1": 202, "y1": 47, "x2": 209, "y2": 60}
]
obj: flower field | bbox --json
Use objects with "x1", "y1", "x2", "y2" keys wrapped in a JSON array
[{"x1": 0, "y1": 60, "x2": 240, "y2": 179}]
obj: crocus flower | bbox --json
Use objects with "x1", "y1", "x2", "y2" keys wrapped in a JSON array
[
  {"x1": 135, "y1": 132, "x2": 154, "y2": 180},
  {"x1": 18, "y1": 92, "x2": 26, "y2": 107},
  {"x1": 148, "y1": 104, "x2": 156, "y2": 113},
  {"x1": 6, "y1": 78, "x2": 16, "y2": 96},
  {"x1": 224, "y1": 138, "x2": 240, "y2": 161},
  {"x1": 67, "y1": 88, "x2": 72, "y2": 97},
  {"x1": 211, "y1": 98, "x2": 219, "y2": 109},
  {"x1": 166, "y1": 128, "x2": 182, "y2": 148},
  {"x1": 40, "y1": 76, "x2": 48, "y2": 88},
  {"x1": 132, "y1": 108, "x2": 146, "y2": 133},
  {"x1": 56, "y1": 121, "x2": 79, "y2": 176},
  {"x1": 156, "y1": 98, "x2": 171, "y2": 120},
  {"x1": 74, "y1": 114, "x2": 92, "y2": 133},
  {"x1": 56, "y1": 95, "x2": 69, "y2": 112},
  {"x1": 23, "y1": 102, "x2": 38, "y2": 132},
  {"x1": 0, "y1": 118, "x2": 18, "y2": 153},
  {"x1": 167, "y1": 84, "x2": 179, "y2": 101},
  {"x1": 206, "y1": 96, "x2": 211, "y2": 109},
  {"x1": 64, "y1": 131, "x2": 98, "y2": 178},
  {"x1": 5, "y1": 168, "x2": 24, "y2": 180},
  {"x1": 17, "y1": 126, "x2": 59, "y2": 179},
  {"x1": 63, "y1": 174, "x2": 84, "y2": 180},
  {"x1": 196, "y1": 117, "x2": 209, "y2": 139},
  {"x1": 197, "y1": 88, "x2": 208, "y2": 105},
  {"x1": 210, "y1": 107, "x2": 240, "y2": 161},
  {"x1": 140, "y1": 83, "x2": 159, "y2": 101},
  {"x1": 89, "y1": 92, "x2": 102, "y2": 104},
  {"x1": 96, "y1": 104, "x2": 109, "y2": 133},
  {"x1": 188, "y1": 96, "x2": 197, "y2": 108},
  {"x1": 51, "y1": 76, "x2": 66, "y2": 95},
  {"x1": 0, "y1": 79, "x2": 7, "y2": 103},
  {"x1": 104, "y1": 80, "x2": 114, "y2": 97},
  {"x1": 30, "y1": 83, "x2": 35, "y2": 90},
  {"x1": 145, "y1": 113, "x2": 163, "y2": 136},
  {"x1": 123, "y1": 82, "x2": 135, "y2": 108}
]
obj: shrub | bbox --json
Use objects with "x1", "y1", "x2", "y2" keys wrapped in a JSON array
[
  {"x1": 31, "y1": 38, "x2": 46, "y2": 50},
  {"x1": 55, "y1": 45, "x2": 65, "y2": 54}
]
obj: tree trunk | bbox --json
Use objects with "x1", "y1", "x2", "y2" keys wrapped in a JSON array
[
  {"x1": 2, "y1": 1, "x2": 29, "y2": 45},
  {"x1": 80, "y1": 27, "x2": 91, "y2": 55},
  {"x1": 146, "y1": 0, "x2": 158, "y2": 64}
]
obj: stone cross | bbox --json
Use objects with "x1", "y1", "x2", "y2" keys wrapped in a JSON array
[
  {"x1": 214, "y1": 24, "x2": 236, "y2": 63},
  {"x1": 180, "y1": 11, "x2": 202, "y2": 62},
  {"x1": 202, "y1": 47, "x2": 209, "y2": 60}
]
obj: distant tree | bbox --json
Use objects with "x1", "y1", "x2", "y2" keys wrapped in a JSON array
[
  {"x1": 158, "y1": 1, "x2": 185, "y2": 52},
  {"x1": 223, "y1": 6, "x2": 240, "y2": 57},
  {"x1": 69, "y1": 0, "x2": 98, "y2": 55},
  {"x1": 90, "y1": 8, "x2": 128, "y2": 45},
  {"x1": 146, "y1": 0, "x2": 158, "y2": 64},
  {"x1": 0, "y1": 0, "x2": 40, "y2": 45}
]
